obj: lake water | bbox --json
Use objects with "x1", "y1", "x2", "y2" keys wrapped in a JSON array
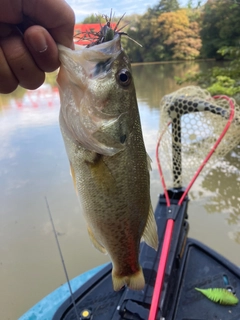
[{"x1": 1, "y1": 61, "x2": 240, "y2": 320}]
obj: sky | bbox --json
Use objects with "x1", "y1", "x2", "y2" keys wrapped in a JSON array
[{"x1": 65, "y1": 0, "x2": 202, "y2": 23}]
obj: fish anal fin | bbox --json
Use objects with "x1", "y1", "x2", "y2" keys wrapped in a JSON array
[
  {"x1": 112, "y1": 267, "x2": 145, "y2": 291},
  {"x1": 87, "y1": 227, "x2": 107, "y2": 254},
  {"x1": 142, "y1": 205, "x2": 158, "y2": 251}
]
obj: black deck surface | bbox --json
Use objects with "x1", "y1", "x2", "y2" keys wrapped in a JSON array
[{"x1": 53, "y1": 191, "x2": 240, "y2": 320}]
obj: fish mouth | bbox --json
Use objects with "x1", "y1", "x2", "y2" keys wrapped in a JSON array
[
  {"x1": 58, "y1": 34, "x2": 129, "y2": 156},
  {"x1": 58, "y1": 34, "x2": 122, "y2": 82},
  {"x1": 84, "y1": 33, "x2": 122, "y2": 56},
  {"x1": 82, "y1": 34, "x2": 122, "y2": 80}
]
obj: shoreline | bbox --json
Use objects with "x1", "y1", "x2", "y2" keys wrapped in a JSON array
[{"x1": 131, "y1": 58, "x2": 216, "y2": 67}]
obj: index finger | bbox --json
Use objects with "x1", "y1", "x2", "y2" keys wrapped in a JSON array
[
  {"x1": 0, "y1": 0, "x2": 75, "y2": 48},
  {"x1": 23, "y1": 0, "x2": 75, "y2": 47}
]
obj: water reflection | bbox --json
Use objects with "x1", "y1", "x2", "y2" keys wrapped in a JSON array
[
  {"x1": 132, "y1": 60, "x2": 219, "y2": 109},
  {"x1": 0, "y1": 87, "x2": 25, "y2": 111},
  {"x1": 0, "y1": 62, "x2": 240, "y2": 320},
  {"x1": 199, "y1": 146, "x2": 240, "y2": 244}
]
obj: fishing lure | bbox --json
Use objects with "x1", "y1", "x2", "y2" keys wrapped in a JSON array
[
  {"x1": 75, "y1": 10, "x2": 141, "y2": 47},
  {"x1": 195, "y1": 287, "x2": 239, "y2": 305}
]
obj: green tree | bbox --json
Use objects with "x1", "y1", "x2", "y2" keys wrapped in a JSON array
[
  {"x1": 176, "y1": 0, "x2": 240, "y2": 99},
  {"x1": 82, "y1": 14, "x2": 105, "y2": 24},
  {"x1": 124, "y1": 12, "x2": 169, "y2": 62},
  {"x1": 149, "y1": 0, "x2": 180, "y2": 15},
  {"x1": 200, "y1": 0, "x2": 240, "y2": 58},
  {"x1": 187, "y1": 0, "x2": 203, "y2": 9}
]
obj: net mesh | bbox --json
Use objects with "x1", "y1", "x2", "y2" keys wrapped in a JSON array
[{"x1": 158, "y1": 86, "x2": 240, "y2": 189}]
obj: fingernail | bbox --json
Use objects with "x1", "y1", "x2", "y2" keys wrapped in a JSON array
[
  {"x1": 28, "y1": 33, "x2": 48, "y2": 53},
  {"x1": 39, "y1": 45, "x2": 48, "y2": 53},
  {"x1": 0, "y1": 23, "x2": 12, "y2": 37}
]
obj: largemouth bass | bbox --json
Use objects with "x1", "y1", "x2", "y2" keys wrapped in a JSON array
[{"x1": 57, "y1": 33, "x2": 158, "y2": 291}]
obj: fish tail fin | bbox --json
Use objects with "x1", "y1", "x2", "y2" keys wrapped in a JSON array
[{"x1": 112, "y1": 268, "x2": 145, "y2": 291}]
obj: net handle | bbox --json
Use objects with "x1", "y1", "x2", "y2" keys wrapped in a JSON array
[{"x1": 148, "y1": 95, "x2": 235, "y2": 320}]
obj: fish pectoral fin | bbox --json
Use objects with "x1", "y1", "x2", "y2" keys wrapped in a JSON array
[
  {"x1": 141, "y1": 205, "x2": 158, "y2": 251},
  {"x1": 91, "y1": 112, "x2": 129, "y2": 154},
  {"x1": 87, "y1": 156, "x2": 117, "y2": 194},
  {"x1": 69, "y1": 162, "x2": 78, "y2": 194},
  {"x1": 92, "y1": 130, "x2": 125, "y2": 153},
  {"x1": 87, "y1": 227, "x2": 107, "y2": 254}
]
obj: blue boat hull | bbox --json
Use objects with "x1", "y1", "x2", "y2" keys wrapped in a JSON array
[{"x1": 19, "y1": 265, "x2": 107, "y2": 320}]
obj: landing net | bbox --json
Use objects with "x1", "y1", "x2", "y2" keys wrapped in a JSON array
[
  {"x1": 157, "y1": 86, "x2": 240, "y2": 191},
  {"x1": 149, "y1": 86, "x2": 240, "y2": 320}
]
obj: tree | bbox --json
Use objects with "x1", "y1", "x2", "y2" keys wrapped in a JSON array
[
  {"x1": 124, "y1": 12, "x2": 169, "y2": 62},
  {"x1": 176, "y1": 1, "x2": 240, "y2": 98},
  {"x1": 149, "y1": 0, "x2": 180, "y2": 15},
  {"x1": 157, "y1": 10, "x2": 202, "y2": 59},
  {"x1": 200, "y1": 0, "x2": 240, "y2": 58},
  {"x1": 82, "y1": 14, "x2": 105, "y2": 24}
]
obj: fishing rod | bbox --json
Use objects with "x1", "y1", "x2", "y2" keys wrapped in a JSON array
[
  {"x1": 45, "y1": 197, "x2": 80, "y2": 320},
  {"x1": 148, "y1": 93, "x2": 236, "y2": 320}
]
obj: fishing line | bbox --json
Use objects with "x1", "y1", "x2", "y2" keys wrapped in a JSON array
[
  {"x1": 45, "y1": 197, "x2": 80, "y2": 320},
  {"x1": 148, "y1": 95, "x2": 235, "y2": 320}
]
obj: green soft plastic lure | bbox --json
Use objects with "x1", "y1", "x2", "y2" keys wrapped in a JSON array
[{"x1": 195, "y1": 288, "x2": 239, "y2": 305}]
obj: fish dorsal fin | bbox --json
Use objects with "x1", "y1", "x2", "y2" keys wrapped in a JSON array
[
  {"x1": 87, "y1": 227, "x2": 107, "y2": 254},
  {"x1": 142, "y1": 205, "x2": 158, "y2": 250}
]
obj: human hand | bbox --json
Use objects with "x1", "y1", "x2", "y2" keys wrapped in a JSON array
[{"x1": 0, "y1": 0, "x2": 75, "y2": 94}]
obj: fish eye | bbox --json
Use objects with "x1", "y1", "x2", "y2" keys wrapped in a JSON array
[{"x1": 117, "y1": 69, "x2": 131, "y2": 87}]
